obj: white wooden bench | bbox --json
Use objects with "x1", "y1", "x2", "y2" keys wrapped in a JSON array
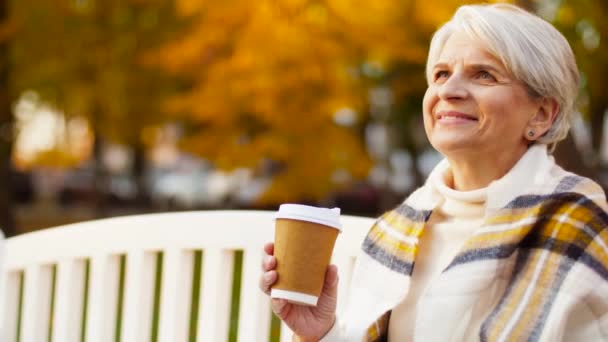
[{"x1": 0, "y1": 210, "x2": 375, "y2": 342}]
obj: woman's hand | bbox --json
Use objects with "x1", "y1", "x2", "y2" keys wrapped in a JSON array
[{"x1": 259, "y1": 242, "x2": 339, "y2": 341}]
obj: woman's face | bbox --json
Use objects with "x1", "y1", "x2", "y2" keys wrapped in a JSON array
[{"x1": 423, "y1": 31, "x2": 540, "y2": 160}]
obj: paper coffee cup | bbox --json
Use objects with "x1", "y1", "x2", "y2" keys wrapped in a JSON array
[{"x1": 270, "y1": 204, "x2": 341, "y2": 306}]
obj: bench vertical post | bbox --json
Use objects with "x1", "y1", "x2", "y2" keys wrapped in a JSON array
[
  {"x1": 85, "y1": 255, "x2": 120, "y2": 342},
  {"x1": 2, "y1": 272, "x2": 21, "y2": 342},
  {"x1": 197, "y1": 248, "x2": 234, "y2": 341},
  {"x1": 158, "y1": 249, "x2": 194, "y2": 341},
  {"x1": 21, "y1": 265, "x2": 53, "y2": 342},
  {"x1": 120, "y1": 251, "x2": 155, "y2": 342},
  {"x1": 238, "y1": 247, "x2": 271, "y2": 341},
  {"x1": 51, "y1": 259, "x2": 86, "y2": 342}
]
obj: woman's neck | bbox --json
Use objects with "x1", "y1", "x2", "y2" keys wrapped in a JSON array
[{"x1": 445, "y1": 146, "x2": 528, "y2": 191}]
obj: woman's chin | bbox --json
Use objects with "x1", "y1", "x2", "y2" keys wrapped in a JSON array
[
  {"x1": 431, "y1": 138, "x2": 480, "y2": 157},
  {"x1": 430, "y1": 132, "x2": 480, "y2": 151}
]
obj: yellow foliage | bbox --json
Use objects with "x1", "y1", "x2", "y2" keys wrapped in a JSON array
[
  {"x1": 556, "y1": 6, "x2": 576, "y2": 26},
  {"x1": 15, "y1": 149, "x2": 88, "y2": 170},
  {"x1": 153, "y1": 0, "x2": 484, "y2": 202},
  {"x1": 175, "y1": 0, "x2": 205, "y2": 17}
]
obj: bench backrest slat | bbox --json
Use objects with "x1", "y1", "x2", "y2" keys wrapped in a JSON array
[
  {"x1": 52, "y1": 259, "x2": 86, "y2": 342},
  {"x1": 85, "y1": 254, "x2": 121, "y2": 342},
  {"x1": 21, "y1": 265, "x2": 53, "y2": 342},
  {"x1": 120, "y1": 251, "x2": 155, "y2": 342},
  {"x1": 198, "y1": 248, "x2": 235, "y2": 341},
  {"x1": 238, "y1": 248, "x2": 271, "y2": 342},
  {"x1": 4, "y1": 271, "x2": 20, "y2": 342}
]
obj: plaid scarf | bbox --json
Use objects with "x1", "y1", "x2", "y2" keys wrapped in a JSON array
[
  {"x1": 363, "y1": 189, "x2": 608, "y2": 341},
  {"x1": 349, "y1": 147, "x2": 608, "y2": 342}
]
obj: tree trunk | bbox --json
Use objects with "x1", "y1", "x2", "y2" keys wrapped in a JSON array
[
  {"x1": 553, "y1": 133, "x2": 598, "y2": 180},
  {"x1": 589, "y1": 95, "x2": 607, "y2": 161},
  {"x1": 0, "y1": 134, "x2": 15, "y2": 238},
  {"x1": 0, "y1": 0, "x2": 16, "y2": 237},
  {"x1": 132, "y1": 142, "x2": 150, "y2": 207},
  {"x1": 92, "y1": 132, "x2": 109, "y2": 217}
]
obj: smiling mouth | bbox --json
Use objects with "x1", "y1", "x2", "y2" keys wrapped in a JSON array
[{"x1": 436, "y1": 111, "x2": 478, "y2": 121}]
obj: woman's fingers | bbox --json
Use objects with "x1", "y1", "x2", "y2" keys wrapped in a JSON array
[
  {"x1": 324, "y1": 264, "x2": 339, "y2": 289},
  {"x1": 259, "y1": 270, "x2": 277, "y2": 295},
  {"x1": 260, "y1": 242, "x2": 278, "y2": 296},
  {"x1": 317, "y1": 264, "x2": 339, "y2": 308},
  {"x1": 262, "y1": 255, "x2": 276, "y2": 271},
  {"x1": 262, "y1": 254, "x2": 277, "y2": 271},
  {"x1": 263, "y1": 242, "x2": 274, "y2": 255}
]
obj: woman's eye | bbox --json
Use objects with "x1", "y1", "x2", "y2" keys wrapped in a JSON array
[
  {"x1": 434, "y1": 70, "x2": 449, "y2": 80},
  {"x1": 477, "y1": 71, "x2": 496, "y2": 81}
]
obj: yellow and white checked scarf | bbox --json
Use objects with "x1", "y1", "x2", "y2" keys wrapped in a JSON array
[{"x1": 329, "y1": 145, "x2": 608, "y2": 342}]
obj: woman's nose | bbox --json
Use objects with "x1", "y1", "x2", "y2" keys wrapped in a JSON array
[{"x1": 437, "y1": 74, "x2": 469, "y2": 100}]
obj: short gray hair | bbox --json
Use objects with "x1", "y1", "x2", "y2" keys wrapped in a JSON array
[{"x1": 426, "y1": 3, "x2": 579, "y2": 151}]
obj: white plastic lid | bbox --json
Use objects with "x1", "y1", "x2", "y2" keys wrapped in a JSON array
[{"x1": 274, "y1": 204, "x2": 342, "y2": 231}]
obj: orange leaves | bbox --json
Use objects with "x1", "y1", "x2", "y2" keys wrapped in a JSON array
[
  {"x1": 174, "y1": 0, "x2": 204, "y2": 17},
  {"x1": 326, "y1": 0, "x2": 403, "y2": 27},
  {"x1": 258, "y1": 126, "x2": 372, "y2": 203},
  {"x1": 153, "y1": 0, "x2": 479, "y2": 202},
  {"x1": 411, "y1": 0, "x2": 512, "y2": 30}
]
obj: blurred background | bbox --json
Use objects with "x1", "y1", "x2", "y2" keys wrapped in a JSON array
[{"x1": 0, "y1": 0, "x2": 606, "y2": 237}]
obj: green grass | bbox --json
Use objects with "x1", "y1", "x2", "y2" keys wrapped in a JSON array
[
  {"x1": 270, "y1": 312, "x2": 282, "y2": 342},
  {"x1": 188, "y1": 251, "x2": 203, "y2": 341},
  {"x1": 228, "y1": 251, "x2": 244, "y2": 342},
  {"x1": 115, "y1": 255, "x2": 126, "y2": 342},
  {"x1": 16, "y1": 272, "x2": 24, "y2": 342},
  {"x1": 48, "y1": 265, "x2": 57, "y2": 342},
  {"x1": 81, "y1": 260, "x2": 90, "y2": 342},
  {"x1": 150, "y1": 252, "x2": 163, "y2": 342}
]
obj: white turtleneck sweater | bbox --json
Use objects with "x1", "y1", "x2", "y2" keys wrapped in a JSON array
[{"x1": 388, "y1": 169, "x2": 488, "y2": 342}]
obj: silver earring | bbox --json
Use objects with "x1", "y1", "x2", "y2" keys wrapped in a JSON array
[{"x1": 528, "y1": 130, "x2": 535, "y2": 138}]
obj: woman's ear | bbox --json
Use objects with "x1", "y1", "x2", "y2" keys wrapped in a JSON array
[{"x1": 526, "y1": 98, "x2": 560, "y2": 141}]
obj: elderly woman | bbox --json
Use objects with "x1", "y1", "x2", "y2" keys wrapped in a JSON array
[{"x1": 260, "y1": 3, "x2": 608, "y2": 341}]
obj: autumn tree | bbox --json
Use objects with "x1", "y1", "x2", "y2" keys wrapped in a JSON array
[
  {"x1": 10, "y1": 0, "x2": 186, "y2": 211},
  {"x1": 149, "y1": 0, "x2": 493, "y2": 205},
  {"x1": 551, "y1": 1, "x2": 608, "y2": 167},
  {"x1": 508, "y1": 1, "x2": 606, "y2": 180}
]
